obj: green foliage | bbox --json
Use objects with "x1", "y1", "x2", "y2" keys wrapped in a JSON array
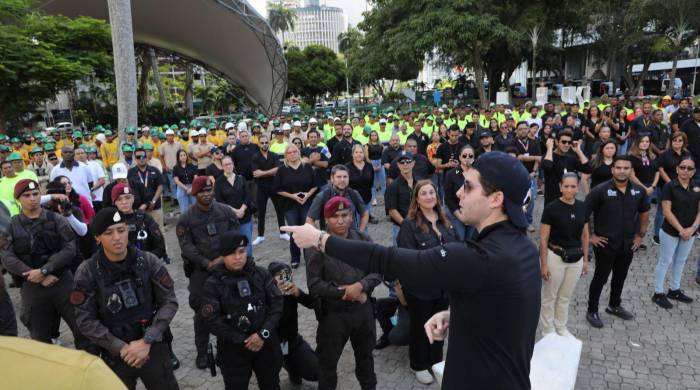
[
  {"x1": 0, "y1": 0, "x2": 112, "y2": 131},
  {"x1": 267, "y1": 2, "x2": 296, "y2": 34},
  {"x1": 286, "y1": 45, "x2": 345, "y2": 105}
]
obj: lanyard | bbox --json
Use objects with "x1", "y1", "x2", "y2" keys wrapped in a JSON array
[
  {"x1": 137, "y1": 169, "x2": 149, "y2": 188},
  {"x1": 518, "y1": 138, "x2": 529, "y2": 150}
]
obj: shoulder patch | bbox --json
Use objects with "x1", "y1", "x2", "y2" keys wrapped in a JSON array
[
  {"x1": 154, "y1": 267, "x2": 174, "y2": 289},
  {"x1": 176, "y1": 225, "x2": 186, "y2": 238},
  {"x1": 201, "y1": 303, "x2": 214, "y2": 319},
  {"x1": 70, "y1": 290, "x2": 87, "y2": 306}
]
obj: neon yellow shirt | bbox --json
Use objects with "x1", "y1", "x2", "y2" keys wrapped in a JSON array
[{"x1": 99, "y1": 140, "x2": 120, "y2": 169}]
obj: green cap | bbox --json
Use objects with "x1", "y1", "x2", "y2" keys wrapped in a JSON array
[
  {"x1": 44, "y1": 144, "x2": 55, "y2": 152},
  {"x1": 7, "y1": 152, "x2": 23, "y2": 161},
  {"x1": 125, "y1": 127, "x2": 135, "y2": 135},
  {"x1": 104, "y1": 130, "x2": 113, "y2": 136},
  {"x1": 73, "y1": 131, "x2": 83, "y2": 138},
  {"x1": 0, "y1": 145, "x2": 11, "y2": 152},
  {"x1": 363, "y1": 124, "x2": 372, "y2": 134},
  {"x1": 208, "y1": 123, "x2": 216, "y2": 130},
  {"x1": 121, "y1": 144, "x2": 134, "y2": 152},
  {"x1": 105, "y1": 124, "x2": 112, "y2": 130},
  {"x1": 0, "y1": 134, "x2": 7, "y2": 141},
  {"x1": 143, "y1": 143, "x2": 154, "y2": 151},
  {"x1": 30, "y1": 147, "x2": 43, "y2": 155},
  {"x1": 158, "y1": 132, "x2": 166, "y2": 140},
  {"x1": 10, "y1": 137, "x2": 20, "y2": 143},
  {"x1": 78, "y1": 143, "x2": 89, "y2": 150}
]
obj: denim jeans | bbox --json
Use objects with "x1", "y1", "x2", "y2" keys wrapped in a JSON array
[
  {"x1": 239, "y1": 220, "x2": 253, "y2": 258},
  {"x1": 655, "y1": 229, "x2": 695, "y2": 293},
  {"x1": 445, "y1": 208, "x2": 467, "y2": 241},
  {"x1": 284, "y1": 203, "x2": 310, "y2": 264},
  {"x1": 392, "y1": 224, "x2": 400, "y2": 246},
  {"x1": 370, "y1": 159, "x2": 386, "y2": 201},
  {"x1": 176, "y1": 186, "x2": 195, "y2": 213},
  {"x1": 526, "y1": 177, "x2": 538, "y2": 225},
  {"x1": 165, "y1": 171, "x2": 176, "y2": 198},
  {"x1": 431, "y1": 173, "x2": 445, "y2": 204},
  {"x1": 653, "y1": 187, "x2": 664, "y2": 238}
]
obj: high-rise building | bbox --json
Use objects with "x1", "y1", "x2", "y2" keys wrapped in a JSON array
[{"x1": 277, "y1": 1, "x2": 347, "y2": 53}]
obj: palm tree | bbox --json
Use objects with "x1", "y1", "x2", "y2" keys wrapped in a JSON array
[
  {"x1": 107, "y1": 0, "x2": 138, "y2": 134},
  {"x1": 268, "y1": 2, "x2": 296, "y2": 42},
  {"x1": 338, "y1": 27, "x2": 362, "y2": 55}
]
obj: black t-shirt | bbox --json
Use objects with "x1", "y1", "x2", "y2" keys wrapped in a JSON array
[
  {"x1": 585, "y1": 180, "x2": 650, "y2": 241},
  {"x1": 541, "y1": 152, "x2": 591, "y2": 204},
  {"x1": 366, "y1": 143, "x2": 384, "y2": 160},
  {"x1": 658, "y1": 149, "x2": 690, "y2": 184},
  {"x1": 230, "y1": 143, "x2": 259, "y2": 180},
  {"x1": 407, "y1": 131, "x2": 431, "y2": 156},
  {"x1": 590, "y1": 161, "x2": 613, "y2": 190},
  {"x1": 541, "y1": 199, "x2": 588, "y2": 248},
  {"x1": 494, "y1": 134, "x2": 516, "y2": 152},
  {"x1": 214, "y1": 174, "x2": 253, "y2": 223},
  {"x1": 301, "y1": 145, "x2": 330, "y2": 184},
  {"x1": 385, "y1": 175, "x2": 414, "y2": 225},
  {"x1": 127, "y1": 166, "x2": 166, "y2": 209},
  {"x1": 205, "y1": 162, "x2": 224, "y2": 179},
  {"x1": 681, "y1": 120, "x2": 700, "y2": 161},
  {"x1": 444, "y1": 167, "x2": 466, "y2": 214},
  {"x1": 513, "y1": 137, "x2": 541, "y2": 173},
  {"x1": 251, "y1": 151, "x2": 280, "y2": 189},
  {"x1": 272, "y1": 163, "x2": 317, "y2": 211},
  {"x1": 660, "y1": 179, "x2": 700, "y2": 236},
  {"x1": 347, "y1": 162, "x2": 374, "y2": 204},
  {"x1": 172, "y1": 163, "x2": 198, "y2": 185},
  {"x1": 670, "y1": 109, "x2": 691, "y2": 129},
  {"x1": 435, "y1": 141, "x2": 464, "y2": 166},
  {"x1": 381, "y1": 146, "x2": 402, "y2": 166},
  {"x1": 629, "y1": 154, "x2": 657, "y2": 187}
]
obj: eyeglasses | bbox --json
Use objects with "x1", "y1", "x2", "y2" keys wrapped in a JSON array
[
  {"x1": 678, "y1": 165, "x2": 696, "y2": 171},
  {"x1": 461, "y1": 154, "x2": 475, "y2": 158},
  {"x1": 135, "y1": 155, "x2": 147, "y2": 159},
  {"x1": 398, "y1": 160, "x2": 414, "y2": 165},
  {"x1": 559, "y1": 139, "x2": 572, "y2": 145},
  {"x1": 260, "y1": 141, "x2": 269, "y2": 145},
  {"x1": 672, "y1": 138, "x2": 684, "y2": 142}
]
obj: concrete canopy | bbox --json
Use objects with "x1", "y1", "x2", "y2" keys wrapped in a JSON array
[{"x1": 38, "y1": 0, "x2": 287, "y2": 115}]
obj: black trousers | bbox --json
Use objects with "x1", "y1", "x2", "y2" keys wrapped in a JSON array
[
  {"x1": 104, "y1": 342, "x2": 179, "y2": 390},
  {"x1": 188, "y1": 268, "x2": 210, "y2": 353},
  {"x1": 316, "y1": 302, "x2": 376, "y2": 390},
  {"x1": 404, "y1": 291, "x2": 448, "y2": 371},
  {"x1": 20, "y1": 272, "x2": 89, "y2": 349},
  {"x1": 219, "y1": 334, "x2": 282, "y2": 390},
  {"x1": 588, "y1": 242, "x2": 634, "y2": 313},
  {"x1": 283, "y1": 335, "x2": 319, "y2": 382},
  {"x1": 0, "y1": 284, "x2": 17, "y2": 336},
  {"x1": 374, "y1": 297, "x2": 409, "y2": 346},
  {"x1": 255, "y1": 185, "x2": 285, "y2": 236}
]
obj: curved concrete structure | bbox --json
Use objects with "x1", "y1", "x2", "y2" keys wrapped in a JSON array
[{"x1": 38, "y1": 0, "x2": 286, "y2": 115}]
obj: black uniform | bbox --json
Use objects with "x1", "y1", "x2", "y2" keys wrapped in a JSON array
[
  {"x1": 0, "y1": 209, "x2": 88, "y2": 348},
  {"x1": 200, "y1": 260, "x2": 283, "y2": 390},
  {"x1": 176, "y1": 202, "x2": 239, "y2": 356},
  {"x1": 124, "y1": 210, "x2": 166, "y2": 259},
  {"x1": 72, "y1": 247, "x2": 179, "y2": 390},
  {"x1": 306, "y1": 229, "x2": 381, "y2": 390},
  {"x1": 0, "y1": 203, "x2": 17, "y2": 336}
]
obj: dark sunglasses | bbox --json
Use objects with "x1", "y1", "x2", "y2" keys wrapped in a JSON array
[
  {"x1": 461, "y1": 154, "x2": 475, "y2": 158},
  {"x1": 398, "y1": 159, "x2": 414, "y2": 165},
  {"x1": 260, "y1": 141, "x2": 270, "y2": 145},
  {"x1": 678, "y1": 165, "x2": 696, "y2": 171},
  {"x1": 135, "y1": 155, "x2": 147, "y2": 159},
  {"x1": 559, "y1": 139, "x2": 572, "y2": 145}
]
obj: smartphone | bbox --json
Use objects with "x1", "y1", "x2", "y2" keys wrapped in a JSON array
[{"x1": 297, "y1": 192, "x2": 306, "y2": 199}]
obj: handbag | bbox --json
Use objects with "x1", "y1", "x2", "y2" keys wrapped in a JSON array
[{"x1": 549, "y1": 244, "x2": 584, "y2": 263}]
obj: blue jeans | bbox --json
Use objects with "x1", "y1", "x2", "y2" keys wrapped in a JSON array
[
  {"x1": 653, "y1": 188, "x2": 664, "y2": 238},
  {"x1": 284, "y1": 203, "x2": 310, "y2": 264},
  {"x1": 445, "y1": 208, "x2": 467, "y2": 241},
  {"x1": 176, "y1": 186, "x2": 195, "y2": 213},
  {"x1": 370, "y1": 159, "x2": 386, "y2": 200},
  {"x1": 617, "y1": 139, "x2": 630, "y2": 156},
  {"x1": 392, "y1": 224, "x2": 400, "y2": 246},
  {"x1": 431, "y1": 173, "x2": 445, "y2": 204},
  {"x1": 165, "y1": 171, "x2": 176, "y2": 198},
  {"x1": 239, "y1": 220, "x2": 253, "y2": 258},
  {"x1": 655, "y1": 229, "x2": 695, "y2": 293},
  {"x1": 526, "y1": 177, "x2": 538, "y2": 225}
]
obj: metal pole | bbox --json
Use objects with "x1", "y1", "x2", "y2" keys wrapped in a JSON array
[
  {"x1": 345, "y1": 56, "x2": 350, "y2": 117},
  {"x1": 692, "y1": 40, "x2": 699, "y2": 97}
]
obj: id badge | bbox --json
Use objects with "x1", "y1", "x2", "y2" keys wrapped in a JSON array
[
  {"x1": 281, "y1": 341, "x2": 289, "y2": 356},
  {"x1": 206, "y1": 223, "x2": 217, "y2": 236}
]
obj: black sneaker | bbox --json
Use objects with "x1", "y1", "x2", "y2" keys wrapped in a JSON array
[
  {"x1": 652, "y1": 293, "x2": 673, "y2": 309},
  {"x1": 652, "y1": 236, "x2": 660, "y2": 245},
  {"x1": 170, "y1": 352, "x2": 181, "y2": 370},
  {"x1": 195, "y1": 352, "x2": 208, "y2": 369},
  {"x1": 374, "y1": 334, "x2": 390, "y2": 350},
  {"x1": 667, "y1": 289, "x2": 693, "y2": 303},
  {"x1": 586, "y1": 312, "x2": 604, "y2": 328},
  {"x1": 605, "y1": 305, "x2": 634, "y2": 320}
]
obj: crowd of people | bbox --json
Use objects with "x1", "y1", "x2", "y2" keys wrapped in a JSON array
[{"x1": 1, "y1": 92, "x2": 700, "y2": 389}]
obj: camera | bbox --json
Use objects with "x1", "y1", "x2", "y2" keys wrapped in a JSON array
[{"x1": 116, "y1": 279, "x2": 139, "y2": 309}]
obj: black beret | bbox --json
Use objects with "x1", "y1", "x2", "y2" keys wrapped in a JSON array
[
  {"x1": 219, "y1": 231, "x2": 249, "y2": 256},
  {"x1": 91, "y1": 207, "x2": 126, "y2": 237}
]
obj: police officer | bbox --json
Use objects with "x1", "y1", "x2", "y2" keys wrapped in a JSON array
[
  {"x1": 71, "y1": 207, "x2": 179, "y2": 390},
  {"x1": 176, "y1": 176, "x2": 239, "y2": 369},
  {"x1": 305, "y1": 196, "x2": 381, "y2": 390},
  {"x1": 0, "y1": 179, "x2": 88, "y2": 348},
  {"x1": 200, "y1": 231, "x2": 283, "y2": 390},
  {"x1": 0, "y1": 200, "x2": 17, "y2": 336},
  {"x1": 284, "y1": 152, "x2": 541, "y2": 390}
]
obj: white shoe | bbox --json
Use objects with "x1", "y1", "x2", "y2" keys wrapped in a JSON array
[
  {"x1": 51, "y1": 338, "x2": 62, "y2": 346},
  {"x1": 372, "y1": 199, "x2": 377, "y2": 206},
  {"x1": 527, "y1": 225, "x2": 536, "y2": 233},
  {"x1": 252, "y1": 236, "x2": 265, "y2": 246},
  {"x1": 414, "y1": 369, "x2": 434, "y2": 385},
  {"x1": 280, "y1": 233, "x2": 291, "y2": 241},
  {"x1": 557, "y1": 328, "x2": 575, "y2": 338}
]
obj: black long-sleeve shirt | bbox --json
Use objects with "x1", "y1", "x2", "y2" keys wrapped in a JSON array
[
  {"x1": 322, "y1": 220, "x2": 541, "y2": 390},
  {"x1": 278, "y1": 290, "x2": 314, "y2": 343}
]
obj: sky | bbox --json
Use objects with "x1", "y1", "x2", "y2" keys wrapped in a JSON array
[{"x1": 248, "y1": 0, "x2": 370, "y2": 27}]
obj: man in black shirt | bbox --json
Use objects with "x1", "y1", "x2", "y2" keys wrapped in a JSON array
[
  {"x1": 301, "y1": 130, "x2": 330, "y2": 190},
  {"x1": 386, "y1": 138, "x2": 435, "y2": 182},
  {"x1": 328, "y1": 124, "x2": 357, "y2": 168},
  {"x1": 681, "y1": 107, "x2": 700, "y2": 166},
  {"x1": 251, "y1": 135, "x2": 286, "y2": 244},
  {"x1": 381, "y1": 134, "x2": 402, "y2": 173},
  {"x1": 630, "y1": 101, "x2": 654, "y2": 140},
  {"x1": 648, "y1": 109, "x2": 670, "y2": 156},
  {"x1": 386, "y1": 151, "x2": 416, "y2": 244},
  {"x1": 671, "y1": 98, "x2": 691, "y2": 133},
  {"x1": 585, "y1": 156, "x2": 650, "y2": 328},
  {"x1": 127, "y1": 149, "x2": 166, "y2": 227},
  {"x1": 475, "y1": 131, "x2": 495, "y2": 159},
  {"x1": 231, "y1": 129, "x2": 260, "y2": 201},
  {"x1": 325, "y1": 120, "x2": 344, "y2": 154},
  {"x1": 407, "y1": 120, "x2": 430, "y2": 156},
  {"x1": 514, "y1": 121, "x2": 542, "y2": 229},
  {"x1": 541, "y1": 129, "x2": 590, "y2": 205},
  {"x1": 432, "y1": 125, "x2": 463, "y2": 174}
]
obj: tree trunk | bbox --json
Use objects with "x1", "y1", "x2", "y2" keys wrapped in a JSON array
[
  {"x1": 531, "y1": 50, "x2": 537, "y2": 100},
  {"x1": 185, "y1": 63, "x2": 194, "y2": 117},
  {"x1": 107, "y1": 0, "x2": 138, "y2": 137},
  {"x1": 0, "y1": 107, "x2": 6, "y2": 134},
  {"x1": 148, "y1": 48, "x2": 168, "y2": 107},
  {"x1": 668, "y1": 50, "x2": 680, "y2": 96},
  {"x1": 473, "y1": 46, "x2": 488, "y2": 108},
  {"x1": 137, "y1": 48, "x2": 151, "y2": 109}
]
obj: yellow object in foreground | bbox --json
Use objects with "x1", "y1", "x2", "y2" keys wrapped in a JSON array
[{"x1": 0, "y1": 336, "x2": 127, "y2": 390}]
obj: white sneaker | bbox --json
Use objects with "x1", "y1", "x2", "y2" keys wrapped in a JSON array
[
  {"x1": 414, "y1": 369, "x2": 434, "y2": 385},
  {"x1": 280, "y1": 233, "x2": 291, "y2": 241},
  {"x1": 252, "y1": 236, "x2": 265, "y2": 246},
  {"x1": 51, "y1": 338, "x2": 62, "y2": 346},
  {"x1": 372, "y1": 199, "x2": 377, "y2": 206},
  {"x1": 557, "y1": 328, "x2": 575, "y2": 338},
  {"x1": 527, "y1": 225, "x2": 536, "y2": 233}
]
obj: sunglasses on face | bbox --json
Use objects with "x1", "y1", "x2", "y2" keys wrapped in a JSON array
[
  {"x1": 260, "y1": 141, "x2": 269, "y2": 145},
  {"x1": 559, "y1": 139, "x2": 572, "y2": 145},
  {"x1": 398, "y1": 160, "x2": 414, "y2": 165},
  {"x1": 461, "y1": 154, "x2": 475, "y2": 158},
  {"x1": 678, "y1": 165, "x2": 696, "y2": 171},
  {"x1": 135, "y1": 155, "x2": 147, "y2": 159}
]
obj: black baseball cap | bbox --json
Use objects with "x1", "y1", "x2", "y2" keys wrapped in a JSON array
[{"x1": 472, "y1": 151, "x2": 530, "y2": 229}]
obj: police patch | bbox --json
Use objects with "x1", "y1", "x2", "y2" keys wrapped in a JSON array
[
  {"x1": 154, "y1": 267, "x2": 174, "y2": 289},
  {"x1": 70, "y1": 290, "x2": 86, "y2": 306},
  {"x1": 176, "y1": 226, "x2": 186, "y2": 238},
  {"x1": 201, "y1": 303, "x2": 214, "y2": 319}
]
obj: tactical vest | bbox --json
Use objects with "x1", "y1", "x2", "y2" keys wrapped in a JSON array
[
  {"x1": 217, "y1": 267, "x2": 267, "y2": 342},
  {"x1": 9, "y1": 211, "x2": 62, "y2": 269},
  {"x1": 89, "y1": 250, "x2": 155, "y2": 343},
  {"x1": 126, "y1": 211, "x2": 150, "y2": 251}
]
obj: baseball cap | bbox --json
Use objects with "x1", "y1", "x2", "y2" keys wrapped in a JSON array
[
  {"x1": 224, "y1": 122, "x2": 235, "y2": 130},
  {"x1": 293, "y1": 121, "x2": 302, "y2": 127},
  {"x1": 479, "y1": 131, "x2": 493, "y2": 138},
  {"x1": 662, "y1": 95, "x2": 672, "y2": 101},
  {"x1": 198, "y1": 128, "x2": 207, "y2": 136},
  {"x1": 189, "y1": 129, "x2": 199, "y2": 137},
  {"x1": 309, "y1": 117, "x2": 318, "y2": 124},
  {"x1": 111, "y1": 162, "x2": 128, "y2": 179},
  {"x1": 282, "y1": 123, "x2": 291, "y2": 131},
  {"x1": 165, "y1": 129, "x2": 175, "y2": 135},
  {"x1": 472, "y1": 151, "x2": 530, "y2": 229},
  {"x1": 396, "y1": 151, "x2": 414, "y2": 163},
  {"x1": 379, "y1": 118, "x2": 387, "y2": 124}
]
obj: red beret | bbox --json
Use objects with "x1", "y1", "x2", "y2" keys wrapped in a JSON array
[
  {"x1": 323, "y1": 196, "x2": 351, "y2": 219},
  {"x1": 191, "y1": 176, "x2": 213, "y2": 195},
  {"x1": 111, "y1": 182, "x2": 132, "y2": 202},
  {"x1": 14, "y1": 179, "x2": 39, "y2": 199}
]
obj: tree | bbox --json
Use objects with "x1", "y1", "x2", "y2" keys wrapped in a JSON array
[
  {"x1": 286, "y1": 45, "x2": 345, "y2": 106},
  {"x1": 653, "y1": 0, "x2": 700, "y2": 95},
  {"x1": 0, "y1": 0, "x2": 112, "y2": 132},
  {"x1": 268, "y1": 2, "x2": 296, "y2": 42}
]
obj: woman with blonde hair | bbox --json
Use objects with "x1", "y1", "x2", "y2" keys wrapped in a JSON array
[{"x1": 396, "y1": 179, "x2": 456, "y2": 385}]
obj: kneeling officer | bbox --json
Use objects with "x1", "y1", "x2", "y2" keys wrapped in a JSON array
[
  {"x1": 201, "y1": 231, "x2": 283, "y2": 390},
  {"x1": 72, "y1": 207, "x2": 179, "y2": 390}
]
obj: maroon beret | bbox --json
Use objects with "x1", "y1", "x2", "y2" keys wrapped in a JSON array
[
  {"x1": 14, "y1": 179, "x2": 39, "y2": 199},
  {"x1": 191, "y1": 176, "x2": 213, "y2": 195},
  {"x1": 111, "y1": 182, "x2": 132, "y2": 202},
  {"x1": 323, "y1": 196, "x2": 351, "y2": 219}
]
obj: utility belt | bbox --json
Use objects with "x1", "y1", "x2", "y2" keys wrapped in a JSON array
[
  {"x1": 548, "y1": 243, "x2": 584, "y2": 263},
  {"x1": 12, "y1": 255, "x2": 67, "y2": 288}
]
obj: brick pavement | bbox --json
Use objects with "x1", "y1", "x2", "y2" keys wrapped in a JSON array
[{"x1": 6, "y1": 196, "x2": 700, "y2": 389}]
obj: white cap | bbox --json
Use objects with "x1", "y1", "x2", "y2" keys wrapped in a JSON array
[
  {"x1": 224, "y1": 122, "x2": 235, "y2": 130},
  {"x1": 165, "y1": 129, "x2": 175, "y2": 135},
  {"x1": 95, "y1": 134, "x2": 106, "y2": 143},
  {"x1": 190, "y1": 129, "x2": 199, "y2": 137},
  {"x1": 237, "y1": 121, "x2": 247, "y2": 132},
  {"x1": 438, "y1": 108, "x2": 444, "y2": 113},
  {"x1": 379, "y1": 118, "x2": 387, "y2": 124},
  {"x1": 505, "y1": 109, "x2": 513, "y2": 115},
  {"x1": 293, "y1": 121, "x2": 302, "y2": 127},
  {"x1": 282, "y1": 123, "x2": 292, "y2": 131},
  {"x1": 111, "y1": 162, "x2": 128, "y2": 179},
  {"x1": 309, "y1": 117, "x2": 318, "y2": 124},
  {"x1": 333, "y1": 117, "x2": 341, "y2": 122},
  {"x1": 198, "y1": 128, "x2": 207, "y2": 135}
]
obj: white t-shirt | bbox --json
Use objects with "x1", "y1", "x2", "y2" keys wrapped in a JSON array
[
  {"x1": 49, "y1": 161, "x2": 94, "y2": 203},
  {"x1": 86, "y1": 160, "x2": 106, "y2": 202}
]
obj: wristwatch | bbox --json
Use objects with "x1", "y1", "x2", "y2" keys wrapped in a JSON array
[
  {"x1": 40, "y1": 268, "x2": 49, "y2": 276},
  {"x1": 258, "y1": 329, "x2": 270, "y2": 340},
  {"x1": 143, "y1": 334, "x2": 156, "y2": 344}
]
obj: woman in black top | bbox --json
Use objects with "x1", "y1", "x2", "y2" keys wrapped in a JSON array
[
  {"x1": 396, "y1": 179, "x2": 456, "y2": 385},
  {"x1": 655, "y1": 131, "x2": 691, "y2": 243},
  {"x1": 587, "y1": 140, "x2": 617, "y2": 191},
  {"x1": 215, "y1": 156, "x2": 254, "y2": 258},
  {"x1": 205, "y1": 147, "x2": 224, "y2": 181},
  {"x1": 443, "y1": 144, "x2": 475, "y2": 241},
  {"x1": 652, "y1": 156, "x2": 699, "y2": 308},
  {"x1": 172, "y1": 149, "x2": 198, "y2": 212},
  {"x1": 348, "y1": 144, "x2": 375, "y2": 225},
  {"x1": 539, "y1": 173, "x2": 589, "y2": 337},
  {"x1": 273, "y1": 144, "x2": 318, "y2": 268},
  {"x1": 628, "y1": 135, "x2": 659, "y2": 194},
  {"x1": 615, "y1": 108, "x2": 631, "y2": 155},
  {"x1": 364, "y1": 131, "x2": 385, "y2": 207}
]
